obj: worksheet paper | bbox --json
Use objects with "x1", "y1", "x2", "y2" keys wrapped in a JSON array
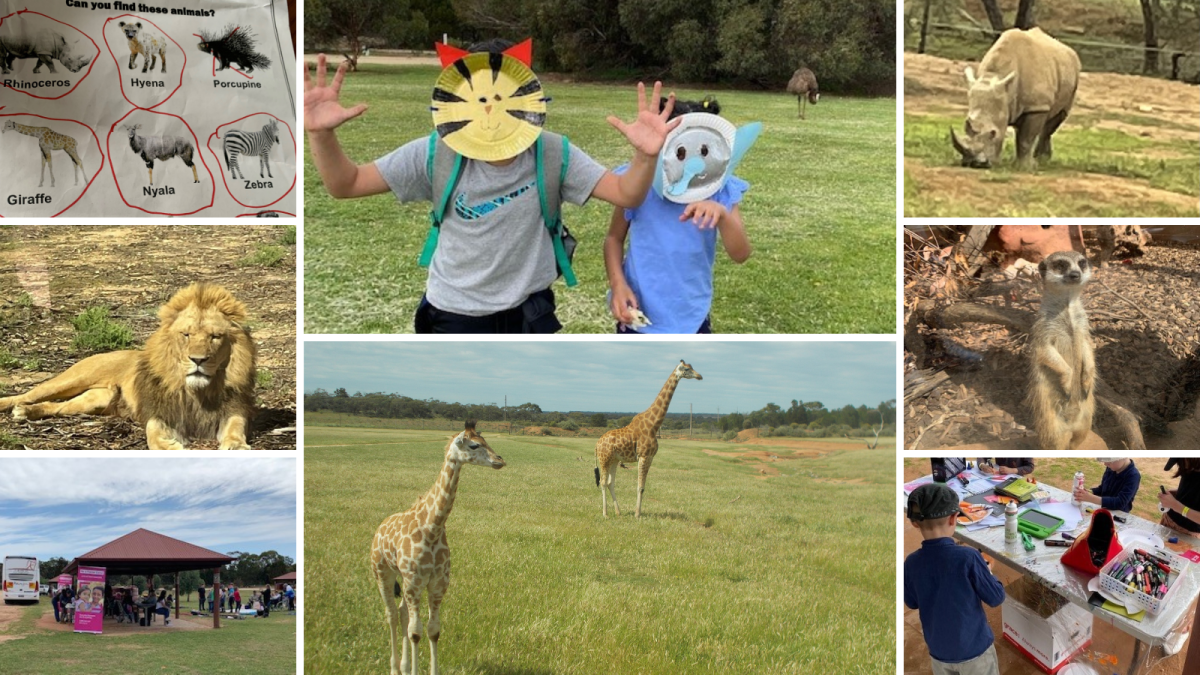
[{"x1": 0, "y1": 0, "x2": 296, "y2": 217}]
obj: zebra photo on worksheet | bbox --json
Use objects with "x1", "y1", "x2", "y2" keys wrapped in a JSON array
[{"x1": 221, "y1": 119, "x2": 280, "y2": 180}]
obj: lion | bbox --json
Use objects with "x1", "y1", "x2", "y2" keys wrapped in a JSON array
[{"x1": 0, "y1": 283, "x2": 257, "y2": 450}]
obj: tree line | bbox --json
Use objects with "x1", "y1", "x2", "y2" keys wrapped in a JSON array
[
  {"x1": 306, "y1": 0, "x2": 895, "y2": 93},
  {"x1": 305, "y1": 389, "x2": 896, "y2": 433}
]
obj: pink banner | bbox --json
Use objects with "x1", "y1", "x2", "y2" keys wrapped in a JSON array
[
  {"x1": 56, "y1": 574, "x2": 73, "y2": 588},
  {"x1": 73, "y1": 566, "x2": 106, "y2": 634}
]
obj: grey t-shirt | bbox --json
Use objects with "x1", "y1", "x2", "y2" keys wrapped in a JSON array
[{"x1": 375, "y1": 137, "x2": 607, "y2": 316}]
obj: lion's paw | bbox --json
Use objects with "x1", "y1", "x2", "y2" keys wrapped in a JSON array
[
  {"x1": 219, "y1": 441, "x2": 252, "y2": 451},
  {"x1": 12, "y1": 405, "x2": 26, "y2": 421}
]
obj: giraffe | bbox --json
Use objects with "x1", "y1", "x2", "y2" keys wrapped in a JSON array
[
  {"x1": 594, "y1": 360, "x2": 703, "y2": 518},
  {"x1": 2, "y1": 121, "x2": 84, "y2": 188},
  {"x1": 370, "y1": 421, "x2": 505, "y2": 675}
]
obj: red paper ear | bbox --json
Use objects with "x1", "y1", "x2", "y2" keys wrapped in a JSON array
[
  {"x1": 436, "y1": 42, "x2": 470, "y2": 68},
  {"x1": 503, "y1": 39, "x2": 533, "y2": 68}
]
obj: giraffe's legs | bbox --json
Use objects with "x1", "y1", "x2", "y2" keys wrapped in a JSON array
[
  {"x1": 605, "y1": 462, "x2": 621, "y2": 517},
  {"x1": 66, "y1": 147, "x2": 83, "y2": 186},
  {"x1": 39, "y1": 149, "x2": 49, "y2": 188},
  {"x1": 404, "y1": 587, "x2": 423, "y2": 675},
  {"x1": 636, "y1": 455, "x2": 654, "y2": 518},
  {"x1": 375, "y1": 570, "x2": 405, "y2": 675},
  {"x1": 427, "y1": 572, "x2": 448, "y2": 675}
]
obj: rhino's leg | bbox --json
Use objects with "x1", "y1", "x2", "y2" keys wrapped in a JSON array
[
  {"x1": 0, "y1": 55, "x2": 9, "y2": 74},
  {"x1": 1036, "y1": 110, "x2": 1068, "y2": 161},
  {"x1": 1015, "y1": 112, "x2": 1048, "y2": 171}
]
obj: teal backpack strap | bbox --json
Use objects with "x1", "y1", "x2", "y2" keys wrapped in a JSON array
[
  {"x1": 418, "y1": 132, "x2": 463, "y2": 267},
  {"x1": 536, "y1": 132, "x2": 577, "y2": 286}
]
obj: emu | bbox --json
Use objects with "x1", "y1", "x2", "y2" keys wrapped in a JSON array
[
  {"x1": 122, "y1": 124, "x2": 199, "y2": 185},
  {"x1": 786, "y1": 67, "x2": 820, "y2": 119}
]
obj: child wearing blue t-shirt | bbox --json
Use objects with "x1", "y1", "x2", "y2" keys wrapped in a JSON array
[{"x1": 603, "y1": 98, "x2": 751, "y2": 334}]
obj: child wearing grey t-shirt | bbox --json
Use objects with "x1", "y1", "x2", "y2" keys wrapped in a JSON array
[{"x1": 305, "y1": 40, "x2": 682, "y2": 333}]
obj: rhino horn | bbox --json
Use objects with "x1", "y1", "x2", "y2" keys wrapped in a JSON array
[
  {"x1": 950, "y1": 127, "x2": 970, "y2": 158},
  {"x1": 964, "y1": 66, "x2": 977, "y2": 85}
]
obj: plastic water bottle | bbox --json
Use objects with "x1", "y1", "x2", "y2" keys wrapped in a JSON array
[
  {"x1": 1073, "y1": 471, "x2": 1085, "y2": 505},
  {"x1": 1005, "y1": 501, "x2": 1018, "y2": 543}
]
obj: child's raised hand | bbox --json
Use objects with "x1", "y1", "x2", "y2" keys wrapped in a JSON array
[
  {"x1": 681, "y1": 201, "x2": 727, "y2": 229},
  {"x1": 609, "y1": 285, "x2": 640, "y2": 325},
  {"x1": 606, "y1": 82, "x2": 681, "y2": 157},
  {"x1": 304, "y1": 54, "x2": 369, "y2": 132}
]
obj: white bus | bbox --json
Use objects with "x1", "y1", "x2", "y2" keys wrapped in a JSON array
[{"x1": 3, "y1": 556, "x2": 40, "y2": 604}]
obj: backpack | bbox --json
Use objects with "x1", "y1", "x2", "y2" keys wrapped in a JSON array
[{"x1": 418, "y1": 130, "x2": 578, "y2": 287}]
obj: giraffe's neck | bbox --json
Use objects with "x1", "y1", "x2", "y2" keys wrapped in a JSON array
[
  {"x1": 421, "y1": 455, "x2": 463, "y2": 532},
  {"x1": 12, "y1": 124, "x2": 39, "y2": 137},
  {"x1": 638, "y1": 373, "x2": 681, "y2": 434}
]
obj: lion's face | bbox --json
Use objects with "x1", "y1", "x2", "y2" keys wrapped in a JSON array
[{"x1": 163, "y1": 305, "x2": 236, "y2": 390}]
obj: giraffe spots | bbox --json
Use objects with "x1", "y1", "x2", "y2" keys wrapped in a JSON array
[
  {"x1": 0, "y1": 114, "x2": 104, "y2": 217},
  {"x1": 411, "y1": 529, "x2": 423, "y2": 544}
]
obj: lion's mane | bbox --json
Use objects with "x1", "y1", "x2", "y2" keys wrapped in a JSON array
[{"x1": 130, "y1": 283, "x2": 257, "y2": 439}]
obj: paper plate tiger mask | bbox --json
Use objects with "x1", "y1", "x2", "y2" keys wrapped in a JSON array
[
  {"x1": 430, "y1": 39, "x2": 548, "y2": 162},
  {"x1": 653, "y1": 114, "x2": 762, "y2": 204}
]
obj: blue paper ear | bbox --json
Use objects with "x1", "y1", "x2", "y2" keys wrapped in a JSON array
[{"x1": 726, "y1": 122, "x2": 762, "y2": 178}]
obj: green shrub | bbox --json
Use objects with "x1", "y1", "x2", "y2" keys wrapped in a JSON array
[{"x1": 72, "y1": 307, "x2": 134, "y2": 352}]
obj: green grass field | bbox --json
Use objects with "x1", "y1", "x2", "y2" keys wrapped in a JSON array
[
  {"x1": 903, "y1": 113, "x2": 1200, "y2": 217},
  {"x1": 305, "y1": 426, "x2": 894, "y2": 675},
  {"x1": 303, "y1": 63, "x2": 896, "y2": 334},
  {"x1": 0, "y1": 602, "x2": 296, "y2": 675}
]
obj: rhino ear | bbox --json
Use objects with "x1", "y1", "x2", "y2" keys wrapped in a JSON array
[{"x1": 964, "y1": 67, "x2": 977, "y2": 85}]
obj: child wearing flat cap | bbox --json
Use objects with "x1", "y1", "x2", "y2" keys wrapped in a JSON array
[{"x1": 904, "y1": 483, "x2": 1005, "y2": 675}]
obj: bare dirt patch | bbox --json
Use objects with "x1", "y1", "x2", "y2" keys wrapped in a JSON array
[
  {"x1": 0, "y1": 226, "x2": 296, "y2": 449},
  {"x1": 0, "y1": 603, "x2": 24, "y2": 633}
]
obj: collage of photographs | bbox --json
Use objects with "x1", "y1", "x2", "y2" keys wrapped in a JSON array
[{"x1": 0, "y1": 0, "x2": 1195, "y2": 673}]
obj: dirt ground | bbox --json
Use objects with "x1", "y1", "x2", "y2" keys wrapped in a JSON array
[
  {"x1": 904, "y1": 53, "x2": 1200, "y2": 215},
  {"x1": 0, "y1": 226, "x2": 296, "y2": 449},
  {"x1": 906, "y1": 236, "x2": 1200, "y2": 450},
  {"x1": 902, "y1": 459, "x2": 1193, "y2": 675}
]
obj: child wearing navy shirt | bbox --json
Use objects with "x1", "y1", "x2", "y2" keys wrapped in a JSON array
[
  {"x1": 1074, "y1": 458, "x2": 1141, "y2": 513},
  {"x1": 904, "y1": 483, "x2": 1005, "y2": 675}
]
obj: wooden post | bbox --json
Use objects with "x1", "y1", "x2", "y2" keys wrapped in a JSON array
[
  {"x1": 174, "y1": 572, "x2": 179, "y2": 620},
  {"x1": 918, "y1": 0, "x2": 932, "y2": 54},
  {"x1": 213, "y1": 569, "x2": 221, "y2": 629}
]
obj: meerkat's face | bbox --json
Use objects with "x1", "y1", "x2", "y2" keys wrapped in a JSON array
[{"x1": 1038, "y1": 251, "x2": 1091, "y2": 289}]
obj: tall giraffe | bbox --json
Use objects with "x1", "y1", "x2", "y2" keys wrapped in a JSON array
[
  {"x1": 594, "y1": 360, "x2": 703, "y2": 518},
  {"x1": 2, "y1": 121, "x2": 84, "y2": 188},
  {"x1": 370, "y1": 421, "x2": 505, "y2": 675}
]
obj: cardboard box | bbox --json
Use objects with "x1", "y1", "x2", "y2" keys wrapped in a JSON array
[{"x1": 1001, "y1": 579, "x2": 1092, "y2": 673}]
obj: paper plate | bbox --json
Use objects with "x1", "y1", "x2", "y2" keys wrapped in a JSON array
[
  {"x1": 657, "y1": 113, "x2": 738, "y2": 204},
  {"x1": 1058, "y1": 664, "x2": 1100, "y2": 675},
  {"x1": 430, "y1": 52, "x2": 547, "y2": 162}
]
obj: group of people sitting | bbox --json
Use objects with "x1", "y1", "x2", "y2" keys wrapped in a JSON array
[
  {"x1": 50, "y1": 584, "x2": 173, "y2": 627},
  {"x1": 196, "y1": 583, "x2": 295, "y2": 617},
  {"x1": 906, "y1": 457, "x2": 1200, "y2": 675}
]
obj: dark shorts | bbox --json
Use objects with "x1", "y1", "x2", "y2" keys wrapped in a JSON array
[
  {"x1": 616, "y1": 316, "x2": 713, "y2": 335},
  {"x1": 415, "y1": 288, "x2": 561, "y2": 334}
]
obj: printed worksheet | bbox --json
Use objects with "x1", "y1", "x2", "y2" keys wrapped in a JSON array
[{"x1": 0, "y1": 0, "x2": 295, "y2": 217}]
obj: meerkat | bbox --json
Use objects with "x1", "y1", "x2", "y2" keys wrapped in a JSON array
[{"x1": 1027, "y1": 250, "x2": 1096, "y2": 449}]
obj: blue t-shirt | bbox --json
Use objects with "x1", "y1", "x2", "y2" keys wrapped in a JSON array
[
  {"x1": 1091, "y1": 461, "x2": 1141, "y2": 513},
  {"x1": 614, "y1": 164, "x2": 748, "y2": 334},
  {"x1": 904, "y1": 537, "x2": 1005, "y2": 663}
]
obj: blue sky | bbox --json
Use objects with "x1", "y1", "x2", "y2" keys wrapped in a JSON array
[
  {"x1": 305, "y1": 341, "x2": 895, "y2": 413},
  {"x1": 0, "y1": 458, "x2": 296, "y2": 563}
]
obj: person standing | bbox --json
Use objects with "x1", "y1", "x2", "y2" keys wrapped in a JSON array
[
  {"x1": 233, "y1": 587, "x2": 241, "y2": 611},
  {"x1": 198, "y1": 582, "x2": 206, "y2": 612},
  {"x1": 262, "y1": 585, "x2": 271, "y2": 618}
]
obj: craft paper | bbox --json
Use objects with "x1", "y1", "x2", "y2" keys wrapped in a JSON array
[{"x1": 0, "y1": 0, "x2": 296, "y2": 217}]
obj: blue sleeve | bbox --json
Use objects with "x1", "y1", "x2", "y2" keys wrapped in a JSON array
[
  {"x1": 1101, "y1": 469, "x2": 1141, "y2": 511},
  {"x1": 968, "y1": 552, "x2": 1005, "y2": 607},
  {"x1": 714, "y1": 174, "x2": 749, "y2": 210},
  {"x1": 903, "y1": 558, "x2": 918, "y2": 609}
]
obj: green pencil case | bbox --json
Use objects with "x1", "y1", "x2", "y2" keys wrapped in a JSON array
[{"x1": 1017, "y1": 509, "x2": 1066, "y2": 539}]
